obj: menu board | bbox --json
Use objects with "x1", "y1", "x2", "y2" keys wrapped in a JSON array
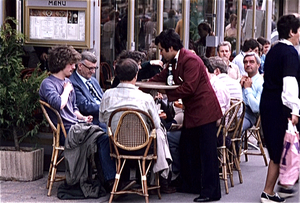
[
  {"x1": 29, "y1": 9, "x2": 85, "y2": 41},
  {"x1": 23, "y1": 0, "x2": 92, "y2": 49}
]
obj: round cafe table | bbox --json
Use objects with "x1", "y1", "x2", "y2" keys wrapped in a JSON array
[{"x1": 135, "y1": 81, "x2": 179, "y2": 90}]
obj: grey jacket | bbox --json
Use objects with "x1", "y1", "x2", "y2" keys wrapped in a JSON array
[{"x1": 64, "y1": 122, "x2": 104, "y2": 197}]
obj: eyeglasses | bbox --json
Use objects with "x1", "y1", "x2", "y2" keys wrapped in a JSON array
[{"x1": 81, "y1": 63, "x2": 98, "y2": 71}]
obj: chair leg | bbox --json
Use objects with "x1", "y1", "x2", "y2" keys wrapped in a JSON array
[
  {"x1": 141, "y1": 160, "x2": 149, "y2": 203},
  {"x1": 109, "y1": 158, "x2": 125, "y2": 203},
  {"x1": 244, "y1": 131, "x2": 249, "y2": 162},
  {"x1": 256, "y1": 132, "x2": 269, "y2": 166},
  {"x1": 47, "y1": 146, "x2": 55, "y2": 189},
  {"x1": 222, "y1": 148, "x2": 229, "y2": 194},
  {"x1": 155, "y1": 172, "x2": 161, "y2": 199},
  {"x1": 226, "y1": 149, "x2": 234, "y2": 187},
  {"x1": 47, "y1": 147, "x2": 59, "y2": 196},
  {"x1": 232, "y1": 141, "x2": 243, "y2": 184}
]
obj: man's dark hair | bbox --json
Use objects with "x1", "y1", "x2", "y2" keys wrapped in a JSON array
[
  {"x1": 48, "y1": 45, "x2": 81, "y2": 74},
  {"x1": 168, "y1": 9, "x2": 176, "y2": 18},
  {"x1": 257, "y1": 36, "x2": 270, "y2": 46},
  {"x1": 198, "y1": 22, "x2": 212, "y2": 34},
  {"x1": 200, "y1": 56, "x2": 214, "y2": 74},
  {"x1": 241, "y1": 38, "x2": 259, "y2": 52},
  {"x1": 117, "y1": 50, "x2": 146, "y2": 63},
  {"x1": 155, "y1": 28, "x2": 183, "y2": 52},
  {"x1": 115, "y1": 58, "x2": 139, "y2": 81},
  {"x1": 229, "y1": 14, "x2": 237, "y2": 23},
  {"x1": 277, "y1": 14, "x2": 300, "y2": 40}
]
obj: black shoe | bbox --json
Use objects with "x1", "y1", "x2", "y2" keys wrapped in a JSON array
[
  {"x1": 277, "y1": 186, "x2": 297, "y2": 198},
  {"x1": 193, "y1": 196, "x2": 218, "y2": 202},
  {"x1": 260, "y1": 191, "x2": 285, "y2": 203},
  {"x1": 160, "y1": 176, "x2": 176, "y2": 194},
  {"x1": 104, "y1": 179, "x2": 115, "y2": 193}
]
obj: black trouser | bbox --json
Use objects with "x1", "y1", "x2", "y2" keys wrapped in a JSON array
[{"x1": 179, "y1": 121, "x2": 221, "y2": 199}]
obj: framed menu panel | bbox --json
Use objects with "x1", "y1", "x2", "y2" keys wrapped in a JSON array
[{"x1": 24, "y1": 0, "x2": 94, "y2": 49}]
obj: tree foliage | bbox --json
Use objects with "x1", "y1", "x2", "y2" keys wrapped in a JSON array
[{"x1": 0, "y1": 17, "x2": 47, "y2": 151}]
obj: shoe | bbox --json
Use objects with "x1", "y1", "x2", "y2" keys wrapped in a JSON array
[
  {"x1": 104, "y1": 179, "x2": 115, "y2": 193},
  {"x1": 160, "y1": 177, "x2": 176, "y2": 194},
  {"x1": 277, "y1": 186, "x2": 297, "y2": 198},
  {"x1": 160, "y1": 185, "x2": 176, "y2": 194},
  {"x1": 260, "y1": 191, "x2": 285, "y2": 203},
  {"x1": 193, "y1": 195, "x2": 219, "y2": 202}
]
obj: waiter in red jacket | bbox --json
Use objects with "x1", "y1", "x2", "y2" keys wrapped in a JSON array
[{"x1": 150, "y1": 29, "x2": 222, "y2": 202}]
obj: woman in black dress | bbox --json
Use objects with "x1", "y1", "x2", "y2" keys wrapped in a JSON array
[{"x1": 260, "y1": 15, "x2": 300, "y2": 203}]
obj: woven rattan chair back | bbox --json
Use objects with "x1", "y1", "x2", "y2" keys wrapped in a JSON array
[
  {"x1": 114, "y1": 111, "x2": 150, "y2": 150},
  {"x1": 107, "y1": 108, "x2": 160, "y2": 203},
  {"x1": 39, "y1": 100, "x2": 66, "y2": 196}
]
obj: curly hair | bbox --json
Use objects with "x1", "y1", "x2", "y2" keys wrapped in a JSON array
[
  {"x1": 116, "y1": 50, "x2": 146, "y2": 63},
  {"x1": 47, "y1": 45, "x2": 81, "y2": 73}
]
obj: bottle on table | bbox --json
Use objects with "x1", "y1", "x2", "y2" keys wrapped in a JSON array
[{"x1": 166, "y1": 63, "x2": 174, "y2": 86}]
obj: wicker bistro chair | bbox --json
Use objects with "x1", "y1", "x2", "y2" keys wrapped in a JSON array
[
  {"x1": 240, "y1": 115, "x2": 268, "y2": 166},
  {"x1": 39, "y1": 100, "x2": 66, "y2": 196},
  {"x1": 107, "y1": 108, "x2": 161, "y2": 203},
  {"x1": 100, "y1": 62, "x2": 114, "y2": 90},
  {"x1": 217, "y1": 98, "x2": 245, "y2": 194}
]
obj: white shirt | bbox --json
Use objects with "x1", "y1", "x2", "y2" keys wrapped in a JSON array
[
  {"x1": 210, "y1": 75, "x2": 231, "y2": 115},
  {"x1": 232, "y1": 51, "x2": 247, "y2": 76},
  {"x1": 228, "y1": 62, "x2": 241, "y2": 80},
  {"x1": 99, "y1": 83, "x2": 161, "y2": 133}
]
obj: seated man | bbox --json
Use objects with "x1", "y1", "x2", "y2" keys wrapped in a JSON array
[
  {"x1": 201, "y1": 56, "x2": 230, "y2": 116},
  {"x1": 217, "y1": 41, "x2": 241, "y2": 80},
  {"x1": 240, "y1": 52, "x2": 264, "y2": 132},
  {"x1": 208, "y1": 56, "x2": 243, "y2": 117},
  {"x1": 232, "y1": 38, "x2": 260, "y2": 76},
  {"x1": 69, "y1": 51, "x2": 106, "y2": 130},
  {"x1": 99, "y1": 58, "x2": 175, "y2": 193},
  {"x1": 39, "y1": 46, "x2": 116, "y2": 192}
]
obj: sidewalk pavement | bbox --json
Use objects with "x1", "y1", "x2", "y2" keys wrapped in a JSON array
[{"x1": 0, "y1": 149, "x2": 299, "y2": 203}]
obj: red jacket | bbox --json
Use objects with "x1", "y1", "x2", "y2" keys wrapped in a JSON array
[{"x1": 150, "y1": 48, "x2": 222, "y2": 128}]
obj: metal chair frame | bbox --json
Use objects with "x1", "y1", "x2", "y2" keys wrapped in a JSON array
[
  {"x1": 107, "y1": 108, "x2": 161, "y2": 203},
  {"x1": 39, "y1": 100, "x2": 66, "y2": 196}
]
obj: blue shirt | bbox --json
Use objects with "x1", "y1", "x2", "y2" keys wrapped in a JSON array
[{"x1": 242, "y1": 73, "x2": 264, "y2": 124}]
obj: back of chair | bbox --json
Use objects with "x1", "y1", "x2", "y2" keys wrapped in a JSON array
[
  {"x1": 100, "y1": 62, "x2": 113, "y2": 90},
  {"x1": 217, "y1": 99, "x2": 245, "y2": 143},
  {"x1": 39, "y1": 100, "x2": 67, "y2": 144},
  {"x1": 108, "y1": 108, "x2": 155, "y2": 151}
]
